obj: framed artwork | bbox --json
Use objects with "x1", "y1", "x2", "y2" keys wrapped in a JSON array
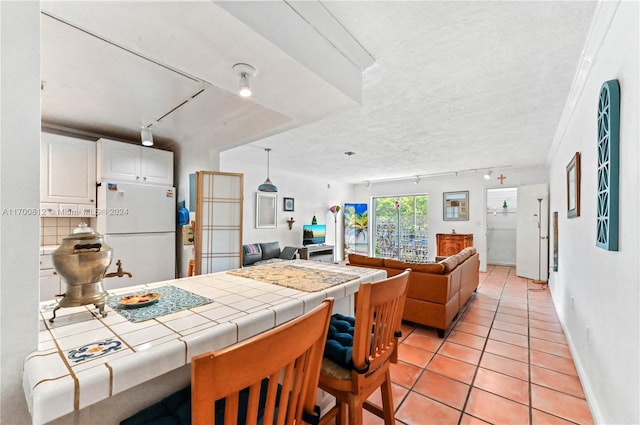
[
  {"x1": 566, "y1": 152, "x2": 581, "y2": 218},
  {"x1": 443, "y1": 191, "x2": 469, "y2": 221},
  {"x1": 553, "y1": 211, "x2": 558, "y2": 272},
  {"x1": 596, "y1": 79, "x2": 620, "y2": 251},
  {"x1": 256, "y1": 193, "x2": 277, "y2": 228},
  {"x1": 283, "y1": 197, "x2": 295, "y2": 212},
  {"x1": 344, "y1": 203, "x2": 368, "y2": 254}
]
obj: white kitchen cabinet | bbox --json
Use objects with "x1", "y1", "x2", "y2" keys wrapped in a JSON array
[
  {"x1": 41, "y1": 132, "x2": 96, "y2": 216},
  {"x1": 98, "y1": 138, "x2": 173, "y2": 185},
  {"x1": 39, "y1": 254, "x2": 61, "y2": 302}
]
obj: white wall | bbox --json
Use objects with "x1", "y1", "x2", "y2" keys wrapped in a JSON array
[
  {"x1": 546, "y1": 2, "x2": 639, "y2": 423},
  {"x1": 221, "y1": 149, "x2": 353, "y2": 259},
  {"x1": 348, "y1": 167, "x2": 547, "y2": 272},
  {"x1": 0, "y1": 2, "x2": 41, "y2": 423}
]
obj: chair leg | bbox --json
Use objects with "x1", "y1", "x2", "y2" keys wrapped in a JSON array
[
  {"x1": 380, "y1": 370, "x2": 396, "y2": 425},
  {"x1": 337, "y1": 400, "x2": 348, "y2": 425},
  {"x1": 348, "y1": 397, "x2": 364, "y2": 425}
]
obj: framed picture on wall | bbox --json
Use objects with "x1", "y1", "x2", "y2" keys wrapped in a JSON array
[
  {"x1": 283, "y1": 197, "x2": 294, "y2": 212},
  {"x1": 566, "y1": 152, "x2": 581, "y2": 218},
  {"x1": 443, "y1": 191, "x2": 469, "y2": 221},
  {"x1": 256, "y1": 193, "x2": 277, "y2": 228}
]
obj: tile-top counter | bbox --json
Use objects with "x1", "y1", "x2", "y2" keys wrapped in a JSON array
[{"x1": 23, "y1": 261, "x2": 386, "y2": 425}]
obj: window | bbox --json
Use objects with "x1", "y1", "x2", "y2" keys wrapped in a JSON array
[{"x1": 372, "y1": 195, "x2": 429, "y2": 262}]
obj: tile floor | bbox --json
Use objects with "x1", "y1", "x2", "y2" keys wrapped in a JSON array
[{"x1": 346, "y1": 265, "x2": 594, "y2": 425}]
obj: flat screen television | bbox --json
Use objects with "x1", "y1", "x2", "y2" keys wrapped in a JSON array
[{"x1": 302, "y1": 224, "x2": 326, "y2": 246}]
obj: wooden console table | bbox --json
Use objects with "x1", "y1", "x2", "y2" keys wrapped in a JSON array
[
  {"x1": 299, "y1": 244, "x2": 334, "y2": 262},
  {"x1": 436, "y1": 233, "x2": 473, "y2": 256}
]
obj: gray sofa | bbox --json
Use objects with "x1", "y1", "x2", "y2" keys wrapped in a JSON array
[{"x1": 242, "y1": 241, "x2": 298, "y2": 267}]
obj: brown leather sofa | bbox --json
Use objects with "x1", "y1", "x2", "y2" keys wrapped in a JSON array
[{"x1": 347, "y1": 247, "x2": 479, "y2": 337}]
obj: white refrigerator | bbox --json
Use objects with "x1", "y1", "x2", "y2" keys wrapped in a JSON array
[{"x1": 97, "y1": 182, "x2": 176, "y2": 289}]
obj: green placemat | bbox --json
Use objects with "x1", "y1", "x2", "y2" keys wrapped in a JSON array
[{"x1": 107, "y1": 286, "x2": 212, "y2": 323}]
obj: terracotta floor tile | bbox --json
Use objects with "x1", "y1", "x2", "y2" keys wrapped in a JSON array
[
  {"x1": 389, "y1": 360, "x2": 423, "y2": 388},
  {"x1": 454, "y1": 320, "x2": 491, "y2": 338},
  {"x1": 532, "y1": 409, "x2": 581, "y2": 425},
  {"x1": 530, "y1": 337, "x2": 572, "y2": 359},
  {"x1": 470, "y1": 300, "x2": 498, "y2": 312},
  {"x1": 495, "y1": 312, "x2": 529, "y2": 326},
  {"x1": 530, "y1": 350, "x2": 578, "y2": 376},
  {"x1": 529, "y1": 318, "x2": 564, "y2": 333},
  {"x1": 529, "y1": 327, "x2": 567, "y2": 344},
  {"x1": 412, "y1": 370, "x2": 470, "y2": 410},
  {"x1": 438, "y1": 341, "x2": 482, "y2": 365},
  {"x1": 397, "y1": 343, "x2": 434, "y2": 368},
  {"x1": 402, "y1": 331, "x2": 443, "y2": 353},
  {"x1": 459, "y1": 413, "x2": 492, "y2": 425},
  {"x1": 465, "y1": 388, "x2": 530, "y2": 425},
  {"x1": 529, "y1": 310, "x2": 560, "y2": 323},
  {"x1": 426, "y1": 354, "x2": 477, "y2": 384},
  {"x1": 472, "y1": 367, "x2": 529, "y2": 405},
  {"x1": 395, "y1": 391, "x2": 462, "y2": 425},
  {"x1": 479, "y1": 352, "x2": 529, "y2": 381},
  {"x1": 530, "y1": 365, "x2": 585, "y2": 399},
  {"x1": 497, "y1": 305, "x2": 528, "y2": 317},
  {"x1": 492, "y1": 319, "x2": 529, "y2": 336},
  {"x1": 531, "y1": 384, "x2": 593, "y2": 424},
  {"x1": 489, "y1": 328, "x2": 529, "y2": 348},
  {"x1": 459, "y1": 313, "x2": 494, "y2": 328},
  {"x1": 366, "y1": 381, "x2": 410, "y2": 413},
  {"x1": 484, "y1": 339, "x2": 529, "y2": 363},
  {"x1": 465, "y1": 306, "x2": 495, "y2": 319},
  {"x1": 412, "y1": 325, "x2": 442, "y2": 339},
  {"x1": 446, "y1": 329, "x2": 487, "y2": 350}
]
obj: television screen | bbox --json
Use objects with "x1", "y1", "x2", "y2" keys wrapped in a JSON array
[{"x1": 302, "y1": 224, "x2": 326, "y2": 245}]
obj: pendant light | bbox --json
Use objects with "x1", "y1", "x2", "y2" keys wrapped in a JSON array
[{"x1": 258, "y1": 148, "x2": 277, "y2": 192}]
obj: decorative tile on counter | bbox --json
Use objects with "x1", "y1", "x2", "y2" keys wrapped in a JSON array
[
  {"x1": 106, "y1": 285, "x2": 212, "y2": 323},
  {"x1": 67, "y1": 338, "x2": 124, "y2": 364},
  {"x1": 56, "y1": 327, "x2": 116, "y2": 351}
]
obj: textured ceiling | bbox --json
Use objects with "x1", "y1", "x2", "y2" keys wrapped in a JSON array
[
  {"x1": 40, "y1": 1, "x2": 598, "y2": 184},
  {"x1": 241, "y1": 1, "x2": 598, "y2": 183}
]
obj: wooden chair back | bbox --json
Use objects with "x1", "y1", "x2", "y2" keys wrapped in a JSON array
[
  {"x1": 191, "y1": 298, "x2": 334, "y2": 425},
  {"x1": 352, "y1": 269, "x2": 410, "y2": 376}
]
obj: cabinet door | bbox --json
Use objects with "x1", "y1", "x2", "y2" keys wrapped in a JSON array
[
  {"x1": 98, "y1": 139, "x2": 141, "y2": 182},
  {"x1": 141, "y1": 148, "x2": 173, "y2": 185},
  {"x1": 41, "y1": 133, "x2": 96, "y2": 204},
  {"x1": 39, "y1": 269, "x2": 61, "y2": 302}
]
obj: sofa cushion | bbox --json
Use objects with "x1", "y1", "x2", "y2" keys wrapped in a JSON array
[
  {"x1": 260, "y1": 242, "x2": 281, "y2": 260},
  {"x1": 279, "y1": 246, "x2": 298, "y2": 260},
  {"x1": 348, "y1": 253, "x2": 385, "y2": 267},
  {"x1": 439, "y1": 256, "x2": 459, "y2": 273},
  {"x1": 243, "y1": 244, "x2": 262, "y2": 266},
  {"x1": 409, "y1": 262, "x2": 446, "y2": 274}
]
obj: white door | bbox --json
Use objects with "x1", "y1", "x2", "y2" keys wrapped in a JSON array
[
  {"x1": 104, "y1": 233, "x2": 175, "y2": 289},
  {"x1": 516, "y1": 183, "x2": 549, "y2": 280}
]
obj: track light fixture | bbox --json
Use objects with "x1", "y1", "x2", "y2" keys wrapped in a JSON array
[
  {"x1": 233, "y1": 63, "x2": 257, "y2": 97},
  {"x1": 484, "y1": 170, "x2": 493, "y2": 180},
  {"x1": 141, "y1": 126, "x2": 154, "y2": 147},
  {"x1": 414, "y1": 176, "x2": 421, "y2": 185},
  {"x1": 366, "y1": 181, "x2": 371, "y2": 189}
]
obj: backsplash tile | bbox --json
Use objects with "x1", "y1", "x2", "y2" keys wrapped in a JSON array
[{"x1": 40, "y1": 217, "x2": 95, "y2": 246}]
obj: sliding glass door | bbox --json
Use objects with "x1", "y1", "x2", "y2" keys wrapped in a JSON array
[{"x1": 372, "y1": 194, "x2": 429, "y2": 261}]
